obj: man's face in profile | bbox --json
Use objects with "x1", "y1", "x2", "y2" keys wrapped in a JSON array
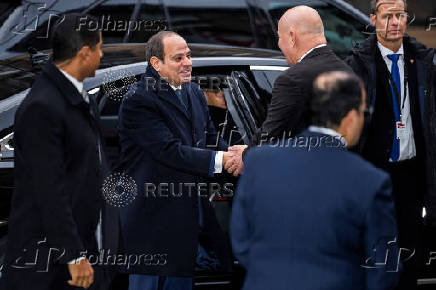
[
  {"x1": 277, "y1": 18, "x2": 296, "y2": 65},
  {"x1": 371, "y1": 1, "x2": 407, "y2": 44},
  {"x1": 87, "y1": 33, "x2": 103, "y2": 77}
]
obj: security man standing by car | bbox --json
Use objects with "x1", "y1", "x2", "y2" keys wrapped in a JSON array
[
  {"x1": 346, "y1": 1, "x2": 436, "y2": 289},
  {"x1": 226, "y1": 5, "x2": 352, "y2": 175},
  {"x1": 0, "y1": 13, "x2": 115, "y2": 290}
]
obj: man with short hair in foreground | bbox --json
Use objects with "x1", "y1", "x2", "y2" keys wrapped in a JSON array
[{"x1": 231, "y1": 71, "x2": 399, "y2": 290}]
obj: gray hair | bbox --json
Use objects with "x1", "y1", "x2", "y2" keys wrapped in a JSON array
[
  {"x1": 370, "y1": 0, "x2": 407, "y2": 14},
  {"x1": 145, "y1": 31, "x2": 181, "y2": 63}
]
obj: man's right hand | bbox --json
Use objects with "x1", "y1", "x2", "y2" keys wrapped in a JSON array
[{"x1": 67, "y1": 258, "x2": 94, "y2": 289}]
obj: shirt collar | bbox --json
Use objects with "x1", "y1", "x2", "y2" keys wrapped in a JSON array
[
  {"x1": 377, "y1": 42, "x2": 404, "y2": 58},
  {"x1": 298, "y1": 44, "x2": 327, "y2": 63},
  {"x1": 169, "y1": 84, "x2": 182, "y2": 91},
  {"x1": 308, "y1": 125, "x2": 347, "y2": 146},
  {"x1": 59, "y1": 68, "x2": 88, "y2": 103}
]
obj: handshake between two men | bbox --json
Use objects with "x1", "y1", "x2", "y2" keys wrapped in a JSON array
[{"x1": 222, "y1": 145, "x2": 248, "y2": 177}]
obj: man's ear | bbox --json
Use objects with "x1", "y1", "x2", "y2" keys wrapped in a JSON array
[
  {"x1": 77, "y1": 46, "x2": 91, "y2": 60},
  {"x1": 289, "y1": 30, "x2": 296, "y2": 48},
  {"x1": 149, "y1": 56, "x2": 161, "y2": 72},
  {"x1": 370, "y1": 14, "x2": 376, "y2": 26},
  {"x1": 339, "y1": 109, "x2": 356, "y2": 136}
]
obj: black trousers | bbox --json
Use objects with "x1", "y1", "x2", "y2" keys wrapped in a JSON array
[{"x1": 386, "y1": 157, "x2": 425, "y2": 290}]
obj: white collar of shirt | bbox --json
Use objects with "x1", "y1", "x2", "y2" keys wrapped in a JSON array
[
  {"x1": 298, "y1": 44, "x2": 327, "y2": 63},
  {"x1": 169, "y1": 84, "x2": 182, "y2": 91},
  {"x1": 59, "y1": 68, "x2": 88, "y2": 103},
  {"x1": 308, "y1": 125, "x2": 347, "y2": 146},
  {"x1": 377, "y1": 42, "x2": 404, "y2": 59}
]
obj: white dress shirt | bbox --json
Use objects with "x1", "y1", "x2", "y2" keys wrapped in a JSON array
[
  {"x1": 169, "y1": 84, "x2": 223, "y2": 174},
  {"x1": 59, "y1": 69, "x2": 88, "y2": 103},
  {"x1": 377, "y1": 42, "x2": 416, "y2": 161},
  {"x1": 308, "y1": 126, "x2": 346, "y2": 147},
  {"x1": 298, "y1": 44, "x2": 327, "y2": 63}
]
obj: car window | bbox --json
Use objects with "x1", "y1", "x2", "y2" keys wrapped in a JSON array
[
  {"x1": 0, "y1": 0, "x2": 164, "y2": 58},
  {"x1": 231, "y1": 69, "x2": 281, "y2": 129},
  {"x1": 164, "y1": 0, "x2": 255, "y2": 47},
  {"x1": 255, "y1": 0, "x2": 367, "y2": 58},
  {"x1": 87, "y1": 0, "x2": 166, "y2": 44},
  {"x1": 0, "y1": 0, "x2": 99, "y2": 58},
  {"x1": 0, "y1": 2, "x2": 20, "y2": 29}
]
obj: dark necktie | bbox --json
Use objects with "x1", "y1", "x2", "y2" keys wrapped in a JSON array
[
  {"x1": 88, "y1": 93, "x2": 103, "y2": 166},
  {"x1": 387, "y1": 54, "x2": 401, "y2": 162},
  {"x1": 175, "y1": 88, "x2": 188, "y2": 112}
]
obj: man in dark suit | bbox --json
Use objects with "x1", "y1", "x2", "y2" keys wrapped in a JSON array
[
  {"x1": 226, "y1": 6, "x2": 352, "y2": 175},
  {"x1": 345, "y1": 1, "x2": 436, "y2": 288},
  {"x1": 231, "y1": 71, "x2": 400, "y2": 290},
  {"x1": 0, "y1": 14, "x2": 114, "y2": 290},
  {"x1": 118, "y1": 31, "x2": 234, "y2": 290}
]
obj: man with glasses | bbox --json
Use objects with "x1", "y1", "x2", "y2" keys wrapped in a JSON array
[{"x1": 346, "y1": 1, "x2": 436, "y2": 288}]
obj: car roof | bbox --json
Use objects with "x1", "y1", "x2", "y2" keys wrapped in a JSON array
[
  {"x1": 98, "y1": 43, "x2": 286, "y2": 68},
  {"x1": 0, "y1": 46, "x2": 288, "y2": 132},
  {"x1": 84, "y1": 52, "x2": 289, "y2": 90}
]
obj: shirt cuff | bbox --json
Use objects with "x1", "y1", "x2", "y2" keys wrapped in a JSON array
[
  {"x1": 214, "y1": 151, "x2": 224, "y2": 174},
  {"x1": 68, "y1": 256, "x2": 86, "y2": 264}
]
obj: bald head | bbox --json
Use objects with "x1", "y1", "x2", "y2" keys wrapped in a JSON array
[
  {"x1": 278, "y1": 6, "x2": 324, "y2": 37},
  {"x1": 277, "y1": 6, "x2": 327, "y2": 64}
]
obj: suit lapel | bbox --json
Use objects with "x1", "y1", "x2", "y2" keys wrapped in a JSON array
[
  {"x1": 185, "y1": 83, "x2": 206, "y2": 148},
  {"x1": 43, "y1": 61, "x2": 86, "y2": 107},
  {"x1": 157, "y1": 87, "x2": 191, "y2": 121}
]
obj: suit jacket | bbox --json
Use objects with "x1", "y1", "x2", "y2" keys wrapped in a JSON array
[
  {"x1": 346, "y1": 35, "x2": 436, "y2": 222},
  {"x1": 118, "y1": 65, "x2": 231, "y2": 277},
  {"x1": 1, "y1": 61, "x2": 117, "y2": 290},
  {"x1": 231, "y1": 131, "x2": 400, "y2": 290},
  {"x1": 252, "y1": 46, "x2": 352, "y2": 145}
]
